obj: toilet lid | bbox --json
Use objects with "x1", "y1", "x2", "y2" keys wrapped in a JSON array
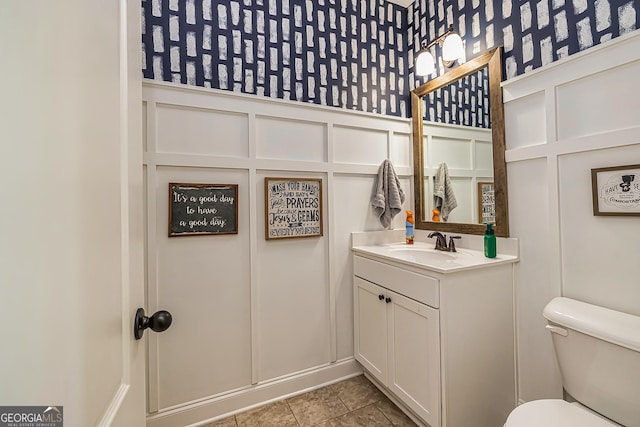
[{"x1": 505, "y1": 399, "x2": 618, "y2": 427}]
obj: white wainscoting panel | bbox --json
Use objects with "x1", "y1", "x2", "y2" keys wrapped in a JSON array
[
  {"x1": 332, "y1": 125, "x2": 389, "y2": 165},
  {"x1": 143, "y1": 101, "x2": 148, "y2": 152},
  {"x1": 143, "y1": 81, "x2": 410, "y2": 427},
  {"x1": 156, "y1": 104, "x2": 249, "y2": 157},
  {"x1": 332, "y1": 174, "x2": 413, "y2": 361},
  {"x1": 556, "y1": 60, "x2": 640, "y2": 141},
  {"x1": 558, "y1": 145, "x2": 640, "y2": 314},
  {"x1": 152, "y1": 167, "x2": 252, "y2": 410},
  {"x1": 391, "y1": 132, "x2": 413, "y2": 169},
  {"x1": 503, "y1": 91, "x2": 546, "y2": 150},
  {"x1": 506, "y1": 157, "x2": 562, "y2": 403},
  {"x1": 503, "y1": 30, "x2": 640, "y2": 405},
  {"x1": 255, "y1": 170, "x2": 331, "y2": 382},
  {"x1": 255, "y1": 116, "x2": 327, "y2": 162}
]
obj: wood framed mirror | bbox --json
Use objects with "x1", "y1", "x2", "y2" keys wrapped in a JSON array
[{"x1": 411, "y1": 47, "x2": 509, "y2": 237}]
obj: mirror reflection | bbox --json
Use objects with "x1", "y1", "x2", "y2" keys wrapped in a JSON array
[
  {"x1": 411, "y1": 47, "x2": 509, "y2": 237},
  {"x1": 421, "y1": 66, "x2": 493, "y2": 225},
  {"x1": 424, "y1": 67, "x2": 491, "y2": 128}
]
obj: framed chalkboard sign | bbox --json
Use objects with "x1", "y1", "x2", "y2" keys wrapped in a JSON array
[
  {"x1": 264, "y1": 177, "x2": 323, "y2": 240},
  {"x1": 168, "y1": 183, "x2": 238, "y2": 237}
]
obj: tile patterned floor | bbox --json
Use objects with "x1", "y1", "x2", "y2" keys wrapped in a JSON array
[{"x1": 203, "y1": 375, "x2": 418, "y2": 427}]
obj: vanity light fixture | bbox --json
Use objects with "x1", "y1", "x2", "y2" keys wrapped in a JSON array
[{"x1": 415, "y1": 24, "x2": 464, "y2": 77}]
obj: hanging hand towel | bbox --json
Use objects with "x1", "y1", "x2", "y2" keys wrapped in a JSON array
[
  {"x1": 371, "y1": 159, "x2": 406, "y2": 228},
  {"x1": 433, "y1": 162, "x2": 458, "y2": 222}
]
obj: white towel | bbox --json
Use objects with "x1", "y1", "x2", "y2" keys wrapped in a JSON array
[
  {"x1": 371, "y1": 159, "x2": 406, "y2": 228},
  {"x1": 433, "y1": 162, "x2": 457, "y2": 222}
]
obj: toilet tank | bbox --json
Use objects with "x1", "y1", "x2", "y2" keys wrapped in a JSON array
[{"x1": 543, "y1": 297, "x2": 640, "y2": 427}]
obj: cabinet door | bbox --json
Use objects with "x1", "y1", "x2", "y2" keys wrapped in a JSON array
[
  {"x1": 388, "y1": 291, "x2": 441, "y2": 427},
  {"x1": 354, "y1": 277, "x2": 388, "y2": 384}
]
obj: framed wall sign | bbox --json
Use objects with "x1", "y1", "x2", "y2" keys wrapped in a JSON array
[
  {"x1": 478, "y1": 182, "x2": 495, "y2": 224},
  {"x1": 168, "y1": 183, "x2": 238, "y2": 236},
  {"x1": 591, "y1": 164, "x2": 640, "y2": 216},
  {"x1": 264, "y1": 177, "x2": 323, "y2": 240}
]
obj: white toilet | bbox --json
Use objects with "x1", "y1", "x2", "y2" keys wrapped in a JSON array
[{"x1": 505, "y1": 297, "x2": 640, "y2": 427}]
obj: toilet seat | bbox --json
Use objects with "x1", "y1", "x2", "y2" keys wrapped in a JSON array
[{"x1": 504, "y1": 399, "x2": 618, "y2": 426}]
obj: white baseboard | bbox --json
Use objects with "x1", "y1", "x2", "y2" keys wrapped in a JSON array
[{"x1": 146, "y1": 359, "x2": 362, "y2": 427}]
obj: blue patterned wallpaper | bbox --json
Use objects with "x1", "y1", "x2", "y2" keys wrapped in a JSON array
[
  {"x1": 408, "y1": 0, "x2": 639, "y2": 85},
  {"x1": 142, "y1": 1, "x2": 639, "y2": 119},
  {"x1": 142, "y1": 0, "x2": 410, "y2": 117},
  {"x1": 409, "y1": 0, "x2": 638, "y2": 125}
]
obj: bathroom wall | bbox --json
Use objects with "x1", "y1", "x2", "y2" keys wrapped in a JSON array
[
  {"x1": 140, "y1": 0, "x2": 640, "y2": 418},
  {"x1": 142, "y1": 81, "x2": 413, "y2": 426},
  {"x1": 142, "y1": 0, "x2": 409, "y2": 116},
  {"x1": 408, "y1": 0, "x2": 639, "y2": 82},
  {"x1": 503, "y1": 30, "x2": 640, "y2": 403},
  {"x1": 407, "y1": 0, "x2": 639, "y2": 125},
  {"x1": 142, "y1": 0, "x2": 639, "y2": 122}
]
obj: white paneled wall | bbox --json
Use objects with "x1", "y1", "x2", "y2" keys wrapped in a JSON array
[
  {"x1": 503, "y1": 30, "x2": 640, "y2": 404},
  {"x1": 143, "y1": 81, "x2": 412, "y2": 427},
  {"x1": 156, "y1": 105, "x2": 249, "y2": 157},
  {"x1": 255, "y1": 118, "x2": 327, "y2": 162}
]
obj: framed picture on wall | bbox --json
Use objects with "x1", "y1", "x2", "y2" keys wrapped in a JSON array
[
  {"x1": 478, "y1": 182, "x2": 495, "y2": 224},
  {"x1": 264, "y1": 177, "x2": 323, "y2": 240},
  {"x1": 168, "y1": 183, "x2": 239, "y2": 237},
  {"x1": 591, "y1": 164, "x2": 640, "y2": 216}
]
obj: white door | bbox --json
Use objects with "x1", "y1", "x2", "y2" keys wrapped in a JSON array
[{"x1": 0, "y1": 2, "x2": 146, "y2": 426}]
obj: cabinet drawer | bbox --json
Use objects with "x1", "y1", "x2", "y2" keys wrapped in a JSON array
[{"x1": 354, "y1": 256, "x2": 439, "y2": 308}]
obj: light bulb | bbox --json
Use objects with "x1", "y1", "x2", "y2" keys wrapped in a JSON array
[
  {"x1": 415, "y1": 50, "x2": 435, "y2": 76},
  {"x1": 442, "y1": 33, "x2": 463, "y2": 61}
]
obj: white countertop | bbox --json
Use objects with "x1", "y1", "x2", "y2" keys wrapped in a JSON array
[{"x1": 352, "y1": 230, "x2": 519, "y2": 274}]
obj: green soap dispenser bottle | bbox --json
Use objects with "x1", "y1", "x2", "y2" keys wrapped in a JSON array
[{"x1": 484, "y1": 223, "x2": 496, "y2": 258}]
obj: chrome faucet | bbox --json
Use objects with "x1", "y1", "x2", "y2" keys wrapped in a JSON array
[{"x1": 428, "y1": 232, "x2": 461, "y2": 252}]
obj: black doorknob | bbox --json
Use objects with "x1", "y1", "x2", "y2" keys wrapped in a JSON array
[{"x1": 134, "y1": 308, "x2": 172, "y2": 340}]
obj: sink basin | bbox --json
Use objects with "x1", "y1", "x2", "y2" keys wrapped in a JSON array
[
  {"x1": 351, "y1": 242, "x2": 515, "y2": 273},
  {"x1": 387, "y1": 247, "x2": 469, "y2": 261}
]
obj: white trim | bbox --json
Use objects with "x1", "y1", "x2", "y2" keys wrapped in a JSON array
[
  {"x1": 505, "y1": 127, "x2": 640, "y2": 163},
  {"x1": 144, "y1": 79, "x2": 409, "y2": 124},
  {"x1": 146, "y1": 359, "x2": 362, "y2": 427},
  {"x1": 97, "y1": 384, "x2": 131, "y2": 427},
  {"x1": 502, "y1": 29, "x2": 640, "y2": 97}
]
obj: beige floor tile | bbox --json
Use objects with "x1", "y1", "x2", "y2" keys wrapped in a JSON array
[
  {"x1": 202, "y1": 415, "x2": 238, "y2": 427},
  {"x1": 287, "y1": 386, "x2": 349, "y2": 426},
  {"x1": 330, "y1": 376, "x2": 386, "y2": 412},
  {"x1": 209, "y1": 375, "x2": 415, "y2": 427},
  {"x1": 374, "y1": 396, "x2": 417, "y2": 426},
  {"x1": 235, "y1": 401, "x2": 298, "y2": 427},
  {"x1": 328, "y1": 405, "x2": 392, "y2": 427}
]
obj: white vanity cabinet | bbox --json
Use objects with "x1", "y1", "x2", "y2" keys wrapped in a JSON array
[{"x1": 353, "y1": 252, "x2": 516, "y2": 427}]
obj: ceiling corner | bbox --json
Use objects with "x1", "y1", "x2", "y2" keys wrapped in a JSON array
[{"x1": 385, "y1": 0, "x2": 414, "y2": 8}]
